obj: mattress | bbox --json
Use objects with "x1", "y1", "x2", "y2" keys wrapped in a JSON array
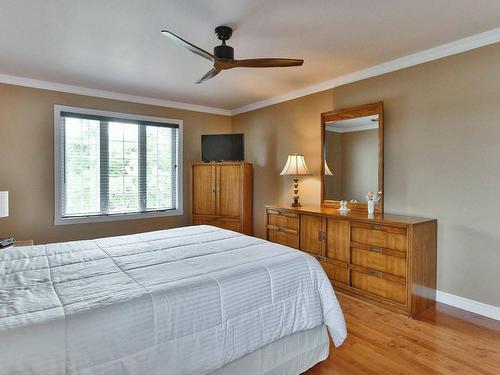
[{"x1": 0, "y1": 225, "x2": 346, "y2": 375}]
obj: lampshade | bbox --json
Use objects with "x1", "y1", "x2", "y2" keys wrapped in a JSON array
[
  {"x1": 324, "y1": 161, "x2": 333, "y2": 176},
  {"x1": 0, "y1": 191, "x2": 8, "y2": 218},
  {"x1": 280, "y1": 154, "x2": 311, "y2": 176}
]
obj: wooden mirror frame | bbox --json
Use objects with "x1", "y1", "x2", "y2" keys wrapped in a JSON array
[{"x1": 320, "y1": 101, "x2": 384, "y2": 213}]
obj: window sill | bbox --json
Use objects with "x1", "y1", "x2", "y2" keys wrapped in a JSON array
[{"x1": 54, "y1": 209, "x2": 184, "y2": 225}]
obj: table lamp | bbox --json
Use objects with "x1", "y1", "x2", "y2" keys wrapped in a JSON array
[
  {"x1": 280, "y1": 154, "x2": 311, "y2": 207},
  {"x1": 0, "y1": 191, "x2": 15, "y2": 247},
  {"x1": 0, "y1": 191, "x2": 8, "y2": 218}
]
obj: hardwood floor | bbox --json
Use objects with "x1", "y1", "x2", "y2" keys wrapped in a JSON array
[{"x1": 305, "y1": 293, "x2": 500, "y2": 374}]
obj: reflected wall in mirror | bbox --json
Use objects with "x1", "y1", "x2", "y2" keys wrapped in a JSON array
[
  {"x1": 324, "y1": 115, "x2": 379, "y2": 201},
  {"x1": 321, "y1": 102, "x2": 384, "y2": 212}
]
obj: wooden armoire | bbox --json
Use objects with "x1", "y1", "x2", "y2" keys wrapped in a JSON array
[{"x1": 192, "y1": 162, "x2": 253, "y2": 235}]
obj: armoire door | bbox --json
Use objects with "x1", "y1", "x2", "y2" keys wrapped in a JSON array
[
  {"x1": 299, "y1": 214, "x2": 323, "y2": 257},
  {"x1": 192, "y1": 164, "x2": 215, "y2": 216},
  {"x1": 217, "y1": 164, "x2": 241, "y2": 217}
]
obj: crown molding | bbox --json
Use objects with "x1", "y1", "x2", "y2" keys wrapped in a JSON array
[
  {"x1": 0, "y1": 74, "x2": 232, "y2": 116},
  {"x1": 231, "y1": 26, "x2": 500, "y2": 115}
]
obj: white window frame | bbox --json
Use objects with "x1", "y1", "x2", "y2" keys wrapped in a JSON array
[{"x1": 54, "y1": 105, "x2": 183, "y2": 225}]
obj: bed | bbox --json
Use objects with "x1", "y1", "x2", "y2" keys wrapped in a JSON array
[{"x1": 0, "y1": 225, "x2": 346, "y2": 375}]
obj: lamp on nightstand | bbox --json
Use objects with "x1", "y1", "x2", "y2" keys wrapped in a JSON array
[
  {"x1": 0, "y1": 191, "x2": 8, "y2": 218},
  {"x1": 280, "y1": 154, "x2": 311, "y2": 207},
  {"x1": 0, "y1": 191, "x2": 15, "y2": 248}
]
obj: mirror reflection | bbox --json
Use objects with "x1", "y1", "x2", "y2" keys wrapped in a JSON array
[{"x1": 323, "y1": 114, "x2": 379, "y2": 203}]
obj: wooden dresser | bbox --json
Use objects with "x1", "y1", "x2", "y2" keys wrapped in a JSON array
[
  {"x1": 192, "y1": 162, "x2": 253, "y2": 235},
  {"x1": 266, "y1": 205, "x2": 437, "y2": 317}
]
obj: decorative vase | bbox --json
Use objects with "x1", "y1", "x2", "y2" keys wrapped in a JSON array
[{"x1": 367, "y1": 200, "x2": 375, "y2": 215}]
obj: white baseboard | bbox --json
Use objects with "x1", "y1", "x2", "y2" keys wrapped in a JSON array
[{"x1": 436, "y1": 290, "x2": 500, "y2": 321}]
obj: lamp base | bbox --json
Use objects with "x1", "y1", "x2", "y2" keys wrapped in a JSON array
[{"x1": 290, "y1": 177, "x2": 302, "y2": 207}]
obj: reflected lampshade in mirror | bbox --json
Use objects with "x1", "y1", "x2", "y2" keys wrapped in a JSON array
[{"x1": 324, "y1": 160, "x2": 333, "y2": 176}]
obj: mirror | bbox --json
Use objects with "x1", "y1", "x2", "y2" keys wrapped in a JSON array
[{"x1": 321, "y1": 102, "x2": 384, "y2": 212}]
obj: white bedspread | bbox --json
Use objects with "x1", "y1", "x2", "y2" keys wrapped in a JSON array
[{"x1": 0, "y1": 225, "x2": 346, "y2": 375}]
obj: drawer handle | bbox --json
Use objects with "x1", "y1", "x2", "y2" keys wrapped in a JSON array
[
  {"x1": 371, "y1": 224, "x2": 382, "y2": 230},
  {"x1": 369, "y1": 270, "x2": 383, "y2": 278},
  {"x1": 370, "y1": 247, "x2": 383, "y2": 253},
  {"x1": 277, "y1": 227, "x2": 283, "y2": 232},
  {"x1": 278, "y1": 211, "x2": 284, "y2": 216}
]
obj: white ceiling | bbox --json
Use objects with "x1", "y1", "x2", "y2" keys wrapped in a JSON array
[{"x1": 1, "y1": 0, "x2": 500, "y2": 111}]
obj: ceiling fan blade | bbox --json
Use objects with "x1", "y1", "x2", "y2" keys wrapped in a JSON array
[
  {"x1": 226, "y1": 58, "x2": 304, "y2": 69},
  {"x1": 196, "y1": 68, "x2": 221, "y2": 84},
  {"x1": 161, "y1": 30, "x2": 214, "y2": 62}
]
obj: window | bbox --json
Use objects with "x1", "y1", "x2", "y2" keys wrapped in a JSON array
[{"x1": 54, "y1": 106, "x2": 183, "y2": 224}]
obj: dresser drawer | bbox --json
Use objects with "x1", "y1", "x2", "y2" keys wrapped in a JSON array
[
  {"x1": 320, "y1": 260, "x2": 348, "y2": 285},
  {"x1": 351, "y1": 245, "x2": 406, "y2": 278},
  {"x1": 351, "y1": 267, "x2": 406, "y2": 304},
  {"x1": 267, "y1": 209, "x2": 299, "y2": 230},
  {"x1": 267, "y1": 227, "x2": 299, "y2": 248},
  {"x1": 351, "y1": 223, "x2": 407, "y2": 252}
]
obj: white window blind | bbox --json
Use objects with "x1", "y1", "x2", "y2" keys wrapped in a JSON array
[{"x1": 55, "y1": 106, "x2": 182, "y2": 224}]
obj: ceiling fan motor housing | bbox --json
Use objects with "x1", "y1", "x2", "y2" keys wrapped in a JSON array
[{"x1": 214, "y1": 44, "x2": 234, "y2": 59}]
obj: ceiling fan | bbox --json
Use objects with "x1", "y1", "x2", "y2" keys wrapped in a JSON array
[{"x1": 161, "y1": 26, "x2": 304, "y2": 84}]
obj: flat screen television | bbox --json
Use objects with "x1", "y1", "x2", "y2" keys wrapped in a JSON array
[{"x1": 201, "y1": 134, "x2": 244, "y2": 162}]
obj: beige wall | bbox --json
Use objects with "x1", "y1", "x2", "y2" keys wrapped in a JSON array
[
  {"x1": 0, "y1": 84, "x2": 231, "y2": 244},
  {"x1": 233, "y1": 43, "x2": 500, "y2": 307},
  {"x1": 233, "y1": 91, "x2": 334, "y2": 228}
]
